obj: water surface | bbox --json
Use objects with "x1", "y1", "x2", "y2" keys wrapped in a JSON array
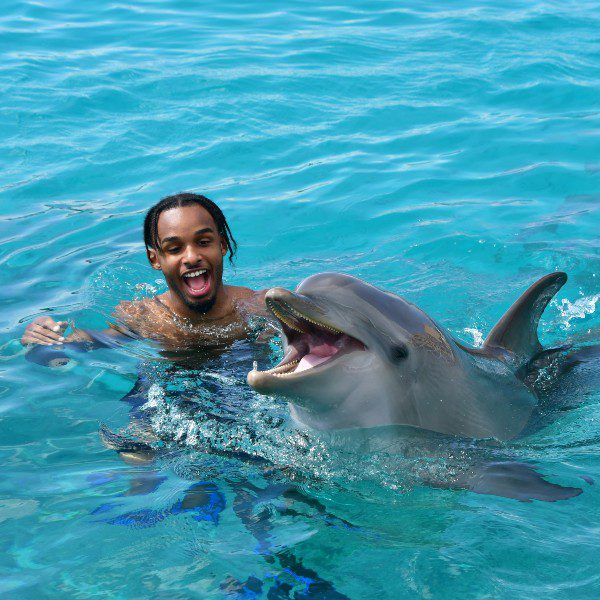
[{"x1": 1, "y1": 1, "x2": 599, "y2": 598}]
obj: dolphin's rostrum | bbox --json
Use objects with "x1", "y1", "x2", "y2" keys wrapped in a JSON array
[{"x1": 248, "y1": 272, "x2": 568, "y2": 441}]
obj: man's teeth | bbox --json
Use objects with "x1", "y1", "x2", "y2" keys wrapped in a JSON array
[{"x1": 183, "y1": 269, "x2": 207, "y2": 278}]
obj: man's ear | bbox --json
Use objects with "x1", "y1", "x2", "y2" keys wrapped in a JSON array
[
  {"x1": 147, "y1": 247, "x2": 162, "y2": 271},
  {"x1": 220, "y1": 237, "x2": 228, "y2": 257}
]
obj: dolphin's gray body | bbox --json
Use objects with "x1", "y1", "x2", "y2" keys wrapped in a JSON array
[{"x1": 248, "y1": 272, "x2": 570, "y2": 441}]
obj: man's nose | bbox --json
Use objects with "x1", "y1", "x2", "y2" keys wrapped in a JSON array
[{"x1": 183, "y1": 246, "x2": 203, "y2": 265}]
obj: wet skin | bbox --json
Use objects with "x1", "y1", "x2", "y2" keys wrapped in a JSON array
[{"x1": 21, "y1": 204, "x2": 268, "y2": 351}]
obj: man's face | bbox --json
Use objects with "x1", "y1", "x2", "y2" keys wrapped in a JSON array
[{"x1": 147, "y1": 205, "x2": 228, "y2": 313}]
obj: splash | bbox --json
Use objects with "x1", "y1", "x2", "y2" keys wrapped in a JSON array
[
  {"x1": 463, "y1": 327, "x2": 484, "y2": 347},
  {"x1": 554, "y1": 294, "x2": 599, "y2": 329},
  {"x1": 133, "y1": 369, "x2": 425, "y2": 492},
  {"x1": 86, "y1": 262, "x2": 168, "y2": 317}
]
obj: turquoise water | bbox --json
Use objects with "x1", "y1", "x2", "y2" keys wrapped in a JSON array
[{"x1": 1, "y1": 0, "x2": 599, "y2": 597}]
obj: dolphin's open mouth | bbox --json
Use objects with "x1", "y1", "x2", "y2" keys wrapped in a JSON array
[{"x1": 255, "y1": 292, "x2": 365, "y2": 378}]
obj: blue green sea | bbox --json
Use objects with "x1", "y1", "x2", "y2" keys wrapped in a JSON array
[{"x1": 1, "y1": 1, "x2": 599, "y2": 598}]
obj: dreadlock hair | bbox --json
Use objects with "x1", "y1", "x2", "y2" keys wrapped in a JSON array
[{"x1": 143, "y1": 193, "x2": 238, "y2": 264}]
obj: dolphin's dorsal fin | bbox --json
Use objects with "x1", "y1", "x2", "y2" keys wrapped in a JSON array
[{"x1": 483, "y1": 272, "x2": 567, "y2": 367}]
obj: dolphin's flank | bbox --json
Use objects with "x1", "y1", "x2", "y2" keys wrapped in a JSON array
[{"x1": 248, "y1": 272, "x2": 569, "y2": 441}]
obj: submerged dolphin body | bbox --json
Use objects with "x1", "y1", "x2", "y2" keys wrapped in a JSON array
[{"x1": 248, "y1": 272, "x2": 570, "y2": 441}]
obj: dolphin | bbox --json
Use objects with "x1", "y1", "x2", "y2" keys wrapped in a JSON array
[{"x1": 247, "y1": 271, "x2": 571, "y2": 441}]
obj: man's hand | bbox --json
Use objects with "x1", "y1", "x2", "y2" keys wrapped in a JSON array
[{"x1": 21, "y1": 317, "x2": 68, "y2": 346}]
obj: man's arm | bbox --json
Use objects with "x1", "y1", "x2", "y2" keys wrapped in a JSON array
[
  {"x1": 21, "y1": 317, "x2": 130, "y2": 349},
  {"x1": 21, "y1": 297, "x2": 149, "y2": 349},
  {"x1": 21, "y1": 316, "x2": 134, "y2": 368}
]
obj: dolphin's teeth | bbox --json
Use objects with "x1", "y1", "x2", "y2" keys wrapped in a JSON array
[
  {"x1": 267, "y1": 303, "x2": 305, "y2": 333},
  {"x1": 272, "y1": 366, "x2": 298, "y2": 377},
  {"x1": 286, "y1": 305, "x2": 342, "y2": 334},
  {"x1": 262, "y1": 359, "x2": 299, "y2": 375},
  {"x1": 266, "y1": 297, "x2": 342, "y2": 334}
]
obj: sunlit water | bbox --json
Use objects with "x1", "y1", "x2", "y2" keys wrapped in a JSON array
[{"x1": 1, "y1": 1, "x2": 599, "y2": 598}]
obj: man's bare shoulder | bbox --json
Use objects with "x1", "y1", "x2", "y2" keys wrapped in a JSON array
[
  {"x1": 225, "y1": 285, "x2": 254, "y2": 300},
  {"x1": 228, "y1": 286, "x2": 269, "y2": 316},
  {"x1": 113, "y1": 297, "x2": 169, "y2": 337},
  {"x1": 114, "y1": 298, "x2": 145, "y2": 321}
]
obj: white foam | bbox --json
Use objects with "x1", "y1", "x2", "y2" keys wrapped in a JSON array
[
  {"x1": 463, "y1": 327, "x2": 484, "y2": 347},
  {"x1": 141, "y1": 383, "x2": 164, "y2": 410},
  {"x1": 554, "y1": 294, "x2": 599, "y2": 329}
]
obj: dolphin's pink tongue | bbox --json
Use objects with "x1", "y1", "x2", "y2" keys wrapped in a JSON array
[
  {"x1": 296, "y1": 353, "x2": 331, "y2": 373},
  {"x1": 295, "y1": 338, "x2": 338, "y2": 373}
]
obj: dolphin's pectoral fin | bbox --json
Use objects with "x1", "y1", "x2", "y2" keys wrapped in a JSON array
[
  {"x1": 451, "y1": 461, "x2": 583, "y2": 502},
  {"x1": 483, "y1": 272, "x2": 567, "y2": 368}
]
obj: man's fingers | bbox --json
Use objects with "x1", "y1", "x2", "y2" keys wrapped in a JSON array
[
  {"x1": 22, "y1": 334, "x2": 52, "y2": 346},
  {"x1": 49, "y1": 321, "x2": 68, "y2": 333},
  {"x1": 27, "y1": 331, "x2": 64, "y2": 345},
  {"x1": 33, "y1": 327, "x2": 64, "y2": 342},
  {"x1": 28, "y1": 323, "x2": 65, "y2": 342},
  {"x1": 33, "y1": 317, "x2": 59, "y2": 331},
  {"x1": 21, "y1": 317, "x2": 69, "y2": 347},
  {"x1": 33, "y1": 317, "x2": 67, "y2": 332},
  {"x1": 25, "y1": 327, "x2": 64, "y2": 345}
]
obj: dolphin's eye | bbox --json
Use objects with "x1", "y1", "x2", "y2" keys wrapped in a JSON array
[{"x1": 391, "y1": 343, "x2": 409, "y2": 361}]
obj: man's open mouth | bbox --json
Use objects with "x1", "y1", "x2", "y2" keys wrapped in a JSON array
[
  {"x1": 256, "y1": 293, "x2": 365, "y2": 378},
  {"x1": 182, "y1": 268, "x2": 211, "y2": 297}
]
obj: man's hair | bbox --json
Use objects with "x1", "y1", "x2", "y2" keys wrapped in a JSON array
[{"x1": 143, "y1": 193, "x2": 238, "y2": 264}]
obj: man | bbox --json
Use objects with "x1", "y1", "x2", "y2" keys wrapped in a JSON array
[{"x1": 21, "y1": 193, "x2": 268, "y2": 350}]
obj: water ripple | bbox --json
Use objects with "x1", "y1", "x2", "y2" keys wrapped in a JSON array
[{"x1": 1, "y1": 0, "x2": 599, "y2": 597}]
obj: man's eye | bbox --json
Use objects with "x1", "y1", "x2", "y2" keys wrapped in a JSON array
[
  {"x1": 199, "y1": 239, "x2": 211, "y2": 246},
  {"x1": 167, "y1": 247, "x2": 180, "y2": 254}
]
